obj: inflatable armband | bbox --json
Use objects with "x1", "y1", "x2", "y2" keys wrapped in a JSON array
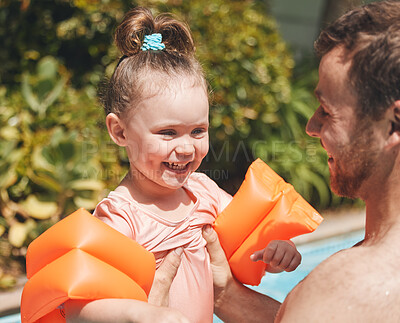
[
  {"x1": 214, "y1": 158, "x2": 323, "y2": 285},
  {"x1": 21, "y1": 208, "x2": 156, "y2": 323}
]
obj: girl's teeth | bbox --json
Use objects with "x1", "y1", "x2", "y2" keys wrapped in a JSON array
[{"x1": 166, "y1": 162, "x2": 188, "y2": 170}]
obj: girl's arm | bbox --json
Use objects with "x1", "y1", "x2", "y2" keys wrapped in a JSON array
[
  {"x1": 65, "y1": 248, "x2": 189, "y2": 323},
  {"x1": 65, "y1": 299, "x2": 188, "y2": 323}
]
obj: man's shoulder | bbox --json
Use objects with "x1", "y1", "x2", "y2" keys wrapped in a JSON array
[
  {"x1": 277, "y1": 245, "x2": 400, "y2": 322},
  {"x1": 290, "y1": 246, "x2": 368, "y2": 298}
]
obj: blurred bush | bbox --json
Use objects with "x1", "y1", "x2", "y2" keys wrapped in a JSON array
[
  {"x1": 0, "y1": 0, "x2": 355, "y2": 287},
  {"x1": 0, "y1": 56, "x2": 125, "y2": 286},
  {"x1": 0, "y1": 0, "x2": 128, "y2": 88}
]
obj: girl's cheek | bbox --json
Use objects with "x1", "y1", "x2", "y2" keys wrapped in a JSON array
[
  {"x1": 200, "y1": 138, "x2": 209, "y2": 157},
  {"x1": 124, "y1": 141, "x2": 140, "y2": 161}
]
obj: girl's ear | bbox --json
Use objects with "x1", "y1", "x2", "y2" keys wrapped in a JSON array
[
  {"x1": 387, "y1": 100, "x2": 400, "y2": 149},
  {"x1": 106, "y1": 113, "x2": 127, "y2": 147}
]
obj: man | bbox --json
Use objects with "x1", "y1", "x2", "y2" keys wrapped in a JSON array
[
  {"x1": 204, "y1": 1, "x2": 400, "y2": 322},
  {"x1": 155, "y1": 1, "x2": 400, "y2": 322}
]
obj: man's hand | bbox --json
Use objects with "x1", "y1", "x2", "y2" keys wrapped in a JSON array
[
  {"x1": 202, "y1": 225, "x2": 281, "y2": 323},
  {"x1": 251, "y1": 240, "x2": 301, "y2": 273},
  {"x1": 202, "y1": 225, "x2": 233, "y2": 295},
  {"x1": 148, "y1": 247, "x2": 183, "y2": 307}
]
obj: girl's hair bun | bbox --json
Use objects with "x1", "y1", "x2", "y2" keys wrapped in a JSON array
[
  {"x1": 103, "y1": 7, "x2": 205, "y2": 117},
  {"x1": 115, "y1": 7, "x2": 195, "y2": 57},
  {"x1": 114, "y1": 7, "x2": 154, "y2": 56}
]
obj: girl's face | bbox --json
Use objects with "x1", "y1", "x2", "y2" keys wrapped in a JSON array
[{"x1": 114, "y1": 81, "x2": 209, "y2": 196}]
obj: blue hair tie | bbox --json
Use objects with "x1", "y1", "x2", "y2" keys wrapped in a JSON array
[{"x1": 141, "y1": 33, "x2": 165, "y2": 51}]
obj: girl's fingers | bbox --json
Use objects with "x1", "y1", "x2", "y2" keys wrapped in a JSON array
[{"x1": 285, "y1": 253, "x2": 302, "y2": 272}]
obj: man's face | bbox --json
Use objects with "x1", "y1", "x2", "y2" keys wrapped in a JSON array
[{"x1": 306, "y1": 46, "x2": 379, "y2": 198}]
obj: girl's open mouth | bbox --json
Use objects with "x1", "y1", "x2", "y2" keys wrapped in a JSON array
[{"x1": 163, "y1": 162, "x2": 190, "y2": 171}]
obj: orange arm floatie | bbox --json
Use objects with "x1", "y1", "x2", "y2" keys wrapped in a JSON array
[
  {"x1": 21, "y1": 208, "x2": 156, "y2": 323},
  {"x1": 214, "y1": 158, "x2": 323, "y2": 285}
]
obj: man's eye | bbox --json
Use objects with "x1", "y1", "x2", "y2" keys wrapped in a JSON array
[{"x1": 319, "y1": 106, "x2": 329, "y2": 117}]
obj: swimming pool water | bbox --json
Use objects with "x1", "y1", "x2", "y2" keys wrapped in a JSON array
[
  {"x1": 0, "y1": 314, "x2": 20, "y2": 323},
  {"x1": 0, "y1": 230, "x2": 364, "y2": 323}
]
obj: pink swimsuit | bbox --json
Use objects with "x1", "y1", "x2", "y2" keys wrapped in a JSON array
[{"x1": 93, "y1": 172, "x2": 232, "y2": 323}]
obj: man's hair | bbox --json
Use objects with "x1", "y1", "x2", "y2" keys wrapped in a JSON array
[{"x1": 315, "y1": 1, "x2": 400, "y2": 120}]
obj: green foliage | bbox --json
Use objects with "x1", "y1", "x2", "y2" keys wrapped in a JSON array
[
  {"x1": 0, "y1": 57, "x2": 121, "y2": 285},
  {"x1": 0, "y1": 0, "x2": 130, "y2": 88},
  {"x1": 21, "y1": 56, "x2": 67, "y2": 118}
]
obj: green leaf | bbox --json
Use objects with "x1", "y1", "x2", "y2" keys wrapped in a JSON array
[
  {"x1": 37, "y1": 79, "x2": 54, "y2": 101},
  {"x1": 0, "y1": 169, "x2": 17, "y2": 189},
  {"x1": 0, "y1": 274, "x2": 17, "y2": 289},
  {"x1": 31, "y1": 146, "x2": 54, "y2": 171},
  {"x1": 19, "y1": 195, "x2": 58, "y2": 220},
  {"x1": 8, "y1": 222, "x2": 28, "y2": 248},
  {"x1": 37, "y1": 56, "x2": 58, "y2": 80},
  {"x1": 40, "y1": 76, "x2": 67, "y2": 114},
  {"x1": 8, "y1": 219, "x2": 36, "y2": 248},
  {"x1": 50, "y1": 127, "x2": 65, "y2": 146},
  {"x1": 297, "y1": 167, "x2": 331, "y2": 208},
  {"x1": 292, "y1": 99, "x2": 314, "y2": 118},
  {"x1": 69, "y1": 179, "x2": 105, "y2": 191},
  {"x1": 21, "y1": 73, "x2": 40, "y2": 112},
  {"x1": 28, "y1": 170, "x2": 63, "y2": 192},
  {"x1": 73, "y1": 196, "x2": 98, "y2": 210},
  {"x1": 59, "y1": 141, "x2": 75, "y2": 162},
  {"x1": 0, "y1": 126, "x2": 19, "y2": 141}
]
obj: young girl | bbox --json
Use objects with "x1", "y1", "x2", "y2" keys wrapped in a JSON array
[{"x1": 65, "y1": 7, "x2": 301, "y2": 323}]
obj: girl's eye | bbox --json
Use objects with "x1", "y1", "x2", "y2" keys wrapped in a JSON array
[
  {"x1": 158, "y1": 130, "x2": 176, "y2": 137},
  {"x1": 192, "y1": 128, "x2": 207, "y2": 135}
]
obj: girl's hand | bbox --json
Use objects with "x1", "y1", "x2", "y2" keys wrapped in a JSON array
[{"x1": 250, "y1": 240, "x2": 301, "y2": 273}]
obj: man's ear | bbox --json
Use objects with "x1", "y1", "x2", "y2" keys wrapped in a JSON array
[
  {"x1": 106, "y1": 113, "x2": 127, "y2": 147},
  {"x1": 387, "y1": 100, "x2": 400, "y2": 149}
]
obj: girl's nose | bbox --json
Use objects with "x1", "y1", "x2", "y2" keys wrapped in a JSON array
[{"x1": 175, "y1": 141, "x2": 195, "y2": 156}]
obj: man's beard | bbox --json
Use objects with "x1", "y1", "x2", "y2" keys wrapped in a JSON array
[{"x1": 329, "y1": 124, "x2": 379, "y2": 199}]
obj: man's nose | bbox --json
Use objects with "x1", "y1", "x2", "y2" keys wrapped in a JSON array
[{"x1": 306, "y1": 111, "x2": 321, "y2": 138}]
